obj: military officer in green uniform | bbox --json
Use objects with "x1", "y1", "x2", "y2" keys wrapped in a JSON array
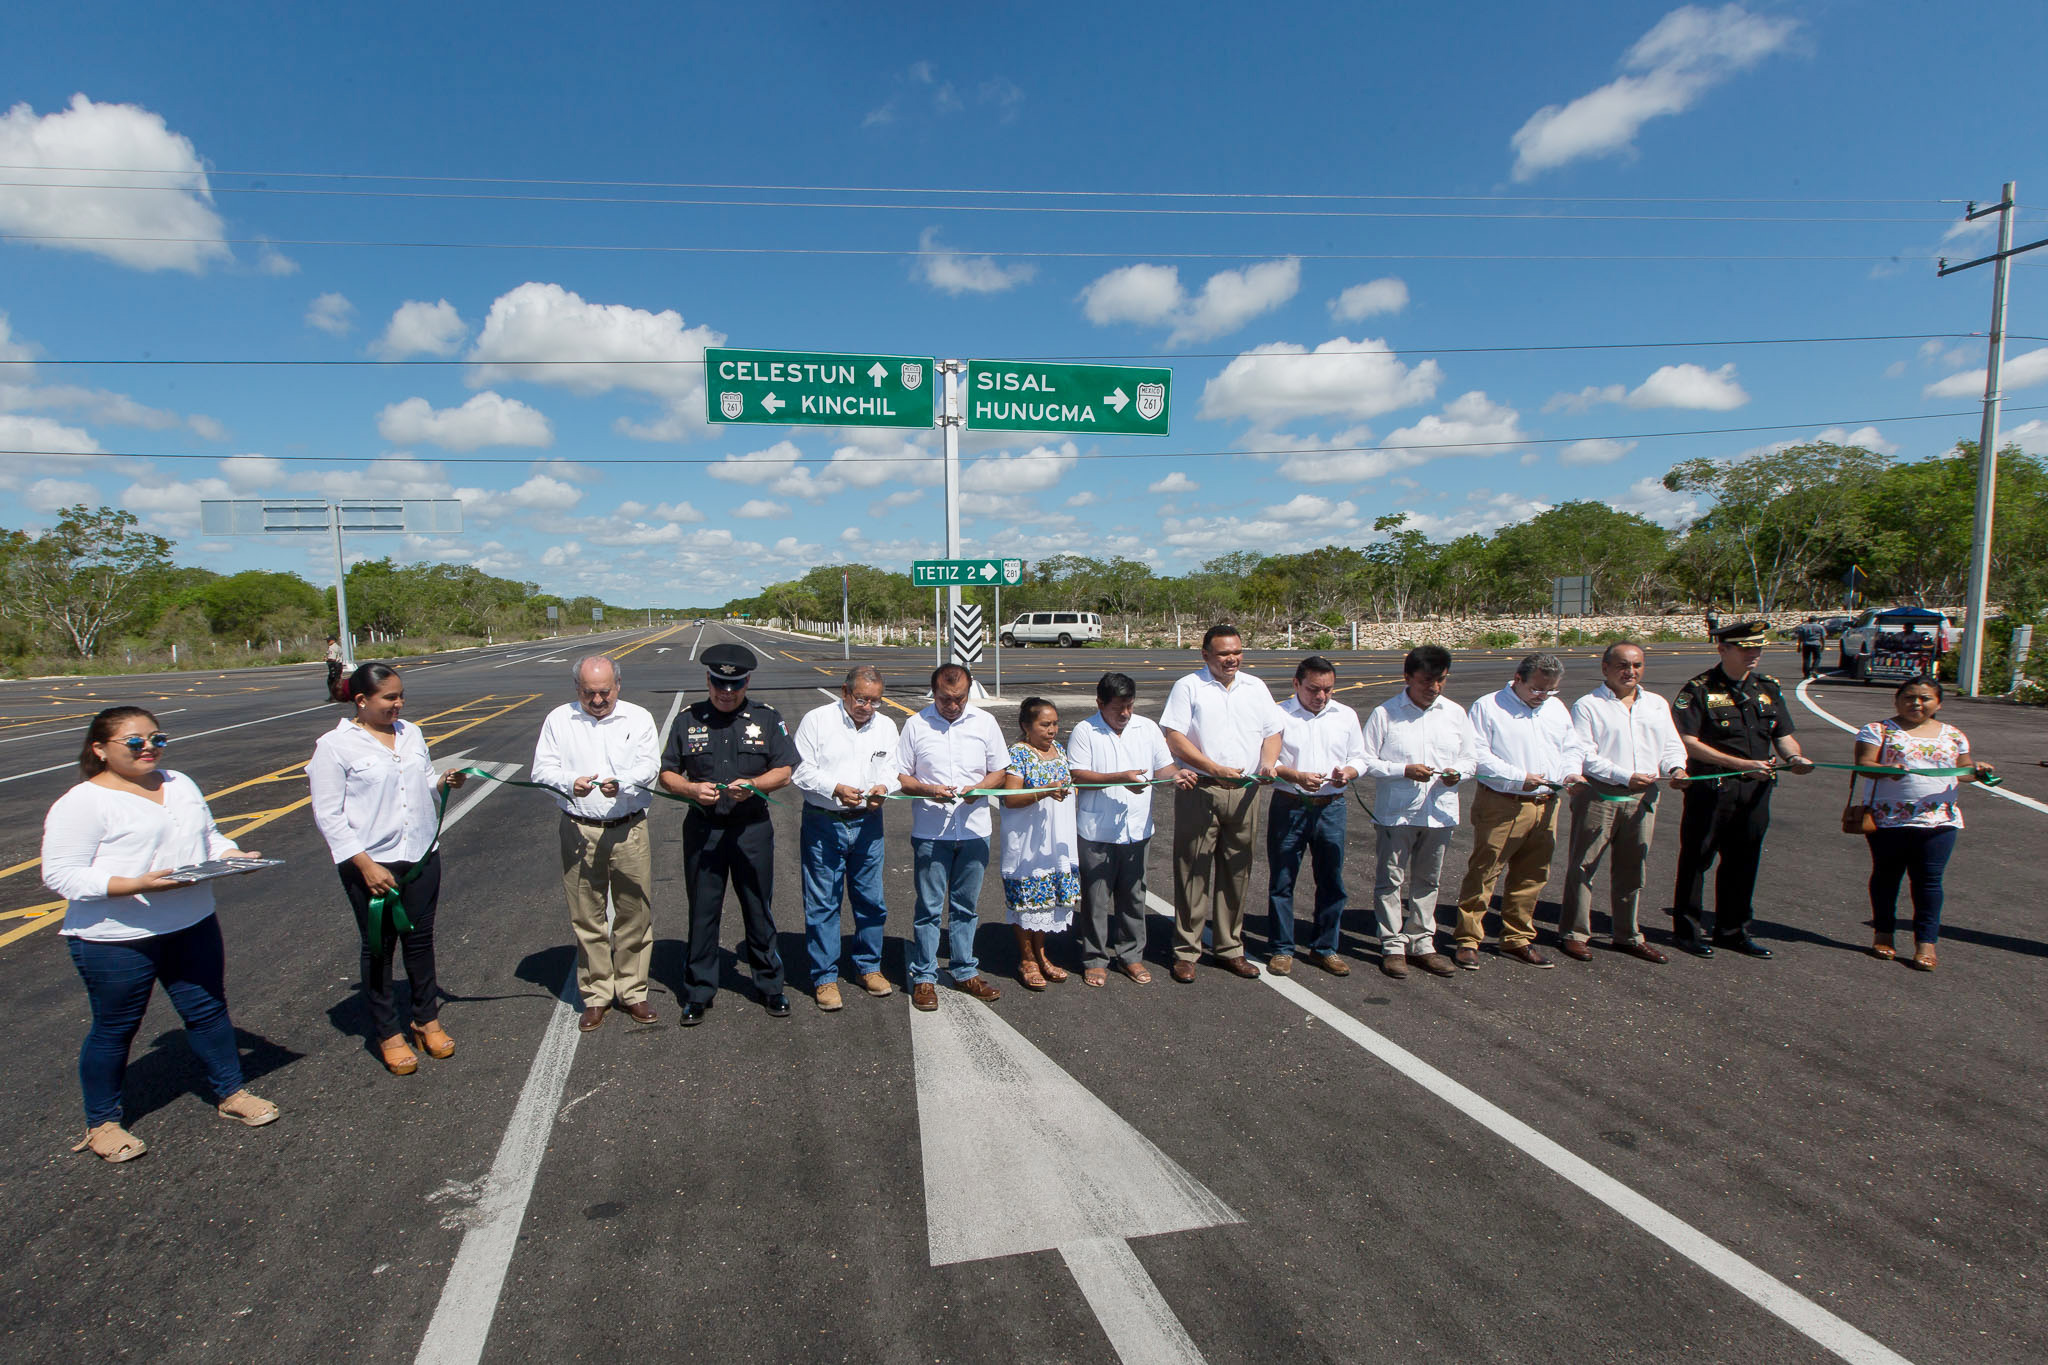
[
  {"x1": 660, "y1": 643, "x2": 799, "y2": 1024},
  {"x1": 1668, "y1": 620, "x2": 1814, "y2": 958}
]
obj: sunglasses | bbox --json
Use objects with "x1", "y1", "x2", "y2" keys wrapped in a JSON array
[
  {"x1": 707, "y1": 678, "x2": 747, "y2": 691},
  {"x1": 116, "y1": 733, "x2": 172, "y2": 752}
]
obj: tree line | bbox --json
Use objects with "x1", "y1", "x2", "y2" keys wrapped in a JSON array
[{"x1": 726, "y1": 440, "x2": 2048, "y2": 629}]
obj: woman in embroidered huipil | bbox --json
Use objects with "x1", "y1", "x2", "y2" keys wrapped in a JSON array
[{"x1": 999, "y1": 698, "x2": 1080, "y2": 990}]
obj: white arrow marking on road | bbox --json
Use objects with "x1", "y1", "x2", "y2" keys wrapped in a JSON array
[
  {"x1": 761, "y1": 392, "x2": 784, "y2": 414},
  {"x1": 868, "y1": 361, "x2": 889, "y2": 387},
  {"x1": 913, "y1": 1001, "x2": 1236, "y2": 1363},
  {"x1": 1104, "y1": 387, "x2": 1129, "y2": 413},
  {"x1": 654, "y1": 647, "x2": 671, "y2": 653}
]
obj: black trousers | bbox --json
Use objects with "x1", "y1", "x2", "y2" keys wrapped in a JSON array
[
  {"x1": 683, "y1": 811, "x2": 783, "y2": 1003},
  {"x1": 1800, "y1": 643, "x2": 1822, "y2": 677},
  {"x1": 1671, "y1": 779, "x2": 1772, "y2": 942},
  {"x1": 338, "y1": 852, "x2": 442, "y2": 1037}
]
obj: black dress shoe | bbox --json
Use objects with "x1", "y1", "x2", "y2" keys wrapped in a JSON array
[
  {"x1": 762, "y1": 993, "x2": 792, "y2": 1017},
  {"x1": 679, "y1": 1002, "x2": 711, "y2": 1027},
  {"x1": 1716, "y1": 937, "x2": 1774, "y2": 959},
  {"x1": 1674, "y1": 938, "x2": 1715, "y2": 958}
]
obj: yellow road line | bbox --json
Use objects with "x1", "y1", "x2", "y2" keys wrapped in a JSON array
[
  {"x1": 610, "y1": 622, "x2": 686, "y2": 661},
  {"x1": 778, "y1": 649, "x2": 804, "y2": 662},
  {"x1": 0, "y1": 904, "x2": 66, "y2": 949}
]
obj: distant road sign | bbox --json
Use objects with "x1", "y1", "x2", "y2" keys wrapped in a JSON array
[
  {"x1": 950, "y1": 603, "x2": 985, "y2": 667},
  {"x1": 1550, "y1": 575, "x2": 1593, "y2": 616},
  {"x1": 705, "y1": 347, "x2": 935, "y2": 429},
  {"x1": 965, "y1": 360, "x2": 1171, "y2": 435},
  {"x1": 914, "y1": 558, "x2": 1024, "y2": 588}
]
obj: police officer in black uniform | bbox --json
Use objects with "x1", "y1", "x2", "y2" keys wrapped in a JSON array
[
  {"x1": 1668, "y1": 620, "x2": 1814, "y2": 958},
  {"x1": 660, "y1": 643, "x2": 799, "y2": 1024}
]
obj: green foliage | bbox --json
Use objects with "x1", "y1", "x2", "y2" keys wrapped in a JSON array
[
  {"x1": 1310, "y1": 632, "x2": 1336, "y2": 650},
  {"x1": 3, "y1": 505, "x2": 174, "y2": 656},
  {"x1": 1470, "y1": 629, "x2": 1522, "y2": 649},
  {"x1": 1557, "y1": 628, "x2": 1595, "y2": 646}
]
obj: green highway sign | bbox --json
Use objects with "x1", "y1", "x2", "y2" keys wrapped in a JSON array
[
  {"x1": 705, "y1": 347, "x2": 936, "y2": 429},
  {"x1": 965, "y1": 360, "x2": 1171, "y2": 435},
  {"x1": 913, "y1": 557, "x2": 1025, "y2": 588}
]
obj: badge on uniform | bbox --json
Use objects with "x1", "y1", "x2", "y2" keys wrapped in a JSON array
[{"x1": 744, "y1": 722, "x2": 762, "y2": 741}]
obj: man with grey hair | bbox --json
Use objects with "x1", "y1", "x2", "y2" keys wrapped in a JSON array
[
  {"x1": 791, "y1": 663, "x2": 900, "y2": 1012},
  {"x1": 1451, "y1": 652, "x2": 1588, "y2": 969},
  {"x1": 531, "y1": 655, "x2": 663, "y2": 1029}
]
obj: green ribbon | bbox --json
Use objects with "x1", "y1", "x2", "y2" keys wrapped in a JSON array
[
  {"x1": 365, "y1": 782, "x2": 453, "y2": 958},
  {"x1": 1809, "y1": 761, "x2": 2001, "y2": 787}
]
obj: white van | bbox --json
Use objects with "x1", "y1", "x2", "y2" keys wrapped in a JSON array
[{"x1": 1000, "y1": 611, "x2": 1103, "y2": 647}]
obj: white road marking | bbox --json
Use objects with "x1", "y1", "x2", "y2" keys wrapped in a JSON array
[
  {"x1": 1140, "y1": 891, "x2": 1911, "y2": 1365},
  {"x1": 1795, "y1": 678, "x2": 2048, "y2": 816},
  {"x1": 688, "y1": 624, "x2": 706, "y2": 661},
  {"x1": 911, "y1": 995, "x2": 1236, "y2": 1363},
  {"x1": 0, "y1": 707, "x2": 187, "y2": 748},
  {"x1": 0, "y1": 702, "x2": 335, "y2": 785}
]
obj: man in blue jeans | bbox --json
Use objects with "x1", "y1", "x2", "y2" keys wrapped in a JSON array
[
  {"x1": 893, "y1": 664, "x2": 1008, "y2": 1011},
  {"x1": 1265, "y1": 655, "x2": 1368, "y2": 976},
  {"x1": 790, "y1": 665, "x2": 900, "y2": 1012}
]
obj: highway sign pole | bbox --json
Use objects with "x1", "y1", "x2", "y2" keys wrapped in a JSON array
[
  {"x1": 941, "y1": 361, "x2": 968, "y2": 684},
  {"x1": 994, "y1": 585, "x2": 1001, "y2": 700},
  {"x1": 329, "y1": 504, "x2": 353, "y2": 666}
]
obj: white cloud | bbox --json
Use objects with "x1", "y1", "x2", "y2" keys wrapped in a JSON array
[
  {"x1": 1609, "y1": 475, "x2": 1700, "y2": 529},
  {"x1": 1281, "y1": 393, "x2": 1526, "y2": 486},
  {"x1": 1199, "y1": 337, "x2": 1441, "y2": 427},
  {"x1": 1263, "y1": 494, "x2": 1358, "y2": 522},
  {"x1": 705, "y1": 440, "x2": 805, "y2": 486},
  {"x1": 218, "y1": 454, "x2": 283, "y2": 490},
  {"x1": 1883, "y1": 360, "x2": 1907, "y2": 380},
  {"x1": 23, "y1": 477, "x2": 100, "y2": 513},
  {"x1": 498, "y1": 474, "x2": 582, "y2": 512},
  {"x1": 652, "y1": 500, "x2": 704, "y2": 522},
  {"x1": 1148, "y1": 471, "x2": 1199, "y2": 494},
  {"x1": 1402, "y1": 492, "x2": 1554, "y2": 541},
  {"x1": 0, "y1": 95, "x2": 231, "y2": 273},
  {"x1": 306, "y1": 293, "x2": 355, "y2": 336},
  {"x1": 540, "y1": 541, "x2": 582, "y2": 568},
  {"x1": 1811, "y1": 425, "x2": 1899, "y2": 456},
  {"x1": 1328, "y1": 277, "x2": 1409, "y2": 322},
  {"x1": 1627, "y1": 362, "x2": 1748, "y2": 410},
  {"x1": 119, "y1": 473, "x2": 234, "y2": 535},
  {"x1": 915, "y1": 228, "x2": 1034, "y2": 295},
  {"x1": 372, "y1": 299, "x2": 467, "y2": 359},
  {"x1": 1924, "y1": 346, "x2": 2048, "y2": 399},
  {"x1": 1160, "y1": 495, "x2": 1365, "y2": 552},
  {"x1": 187, "y1": 414, "x2": 228, "y2": 441},
  {"x1": 1079, "y1": 259, "x2": 1300, "y2": 344},
  {"x1": 254, "y1": 241, "x2": 298, "y2": 276},
  {"x1": 1559, "y1": 438, "x2": 1637, "y2": 466},
  {"x1": 1064, "y1": 490, "x2": 1100, "y2": 508},
  {"x1": 962, "y1": 442, "x2": 1078, "y2": 494},
  {"x1": 2008, "y1": 420, "x2": 2048, "y2": 457},
  {"x1": 376, "y1": 391, "x2": 554, "y2": 451},
  {"x1": 1509, "y1": 5, "x2": 1799, "y2": 181},
  {"x1": 0, "y1": 411, "x2": 102, "y2": 456},
  {"x1": 733, "y1": 498, "x2": 789, "y2": 519}
]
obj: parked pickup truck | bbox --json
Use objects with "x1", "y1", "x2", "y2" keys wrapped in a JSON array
[{"x1": 1000, "y1": 611, "x2": 1103, "y2": 647}]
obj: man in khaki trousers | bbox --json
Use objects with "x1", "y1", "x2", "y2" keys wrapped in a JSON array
[
  {"x1": 1161, "y1": 625, "x2": 1283, "y2": 983},
  {"x1": 1452, "y1": 653, "x2": 1588, "y2": 969},
  {"x1": 531, "y1": 656, "x2": 663, "y2": 1029}
]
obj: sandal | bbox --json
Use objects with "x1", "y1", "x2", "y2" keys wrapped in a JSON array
[
  {"x1": 379, "y1": 1035, "x2": 419, "y2": 1075},
  {"x1": 1038, "y1": 959, "x2": 1069, "y2": 984},
  {"x1": 410, "y1": 1020, "x2": 455, "y2": 1059},
  {"x1": 1911, "y1": 944, "x2": 1937, "y2": 972},
  {"x1": 216, "y1": 1090, "x2": 280, "y2": 1127},
  {"x1": 1018, "y1": 958, "x2": 1047, "y2": 991},
  {"x1": 1083, "y1": 967, "x2": 1108, "y2": 988},
  {"x1": 72, "y1": 1121, "x2": 147, "y2": 1163},
  {"x1": 1869, "y1": 934, "x2": 1896, "y2": 961},
  {"x1": 1115, "y1": 961, "x2": 1152, "y2": 985}
]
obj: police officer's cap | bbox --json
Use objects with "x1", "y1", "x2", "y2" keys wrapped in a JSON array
[
  {"x1": 1714, "y1": 619, "x2": 1770, "y2": 647},
  {"x1": 702, "y1": 642, "x2": 758, "y2": 682}
]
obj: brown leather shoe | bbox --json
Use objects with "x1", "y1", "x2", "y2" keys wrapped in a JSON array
[
  {"x1": 1307, "y1": 952, "x2": 1351, "y2": 977},
  {"x1": 1170, "y1": 960, "x2": 1197, "y2": 984},
  {"x1": 1413, "y1": 952, "x2": 1458, "y2": 977},
  {"x1": 579, "y1": 1006, "x2": 607, "y2": 1032},
  {"x1": 1497, "y1": 943, "x2": 1554, "y2": 968},
  {"x1": 378, "y1": 1035, "x2": 419, "y2": 1075},
  {"x1": 1453, "y1": 947, "x2": 1482, "y2": 970},
  {"x1": 814, "y1": 982, "x2": 844, "y2": 1012},
  {"x1": 1614, "y1": 940, "x2": 1668, "y2": 964},
  {"x1": 411, "y1": 1020, "x2": 456, "y2": 1058},
  {"x1": 1265, "y1": 954, "x2": 1294, "y2": 976},
  {"x1": 953, "y1": 975, "x2": 1003, "y2": 1003},
  {"x1": 911, "y1": 982, "x2": 939, "y2": 1011},
  {"x1": 1219, "y1": 955, "x2": 1261, "y2": 979},
  {"x1": 859, "y1": 972, "x2": 894, "y2": 998},
  {"x1": 1379, "y1": 954, "x2": 1409, "y2": 980},
  {"x1": 1558, "y1": 939, "x2": 1594, "y2": 962},
  {"x1": 625, "y1": 1000, "x2": 658, "y2": 1023}
]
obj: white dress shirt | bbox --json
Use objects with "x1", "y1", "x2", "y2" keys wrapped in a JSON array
[
  {"x1": 1359, "y1": 691, "x2": 1478, "y2": 827},
  {"x1": 1273, "y1": 696, "x2": 1369, "y2": 796},
  {"x1": 530, "y1": 699, "x2": 661, "y2": 820},
  {"x1": 793, "y1": 702, "x2": 902, "y2": 811},
  {"x1": 1469, "y1": 685, "x2": 1589, "y2": 795},
  {"x1": 1570, "y1": 684, "x2": 1687, "y2": 786},
  {"x1": 1158, "y1": 668, "x2": 1282, "y2": 770},
  {"x1": 307, "y1": 718, "x2": 441, "y2": 864},
  {"x1": 1067, "y1": 711, "x2": 1174, "y2": 844},
  {"x1": 894, "y1": 705, "x2": 1010, "y2": 841},
  {"x1": 42, "y1": 772, "x2": 240, "y2": 941}
]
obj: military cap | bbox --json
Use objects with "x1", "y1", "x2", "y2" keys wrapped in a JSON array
[
  {"x1": 702, "y1": 642, "x2": 759, "y2": 682},
  {"x1": 1713, "y1": 619, "x2": 1770, "y2": 647}
]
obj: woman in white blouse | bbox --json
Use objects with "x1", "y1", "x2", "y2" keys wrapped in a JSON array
[
  {"x1": 42, "y1": 707, "x2": 279, "y2": 1163},
  {"x1": 308, "y1": 663, "x2": 467, "y2": 1076}
]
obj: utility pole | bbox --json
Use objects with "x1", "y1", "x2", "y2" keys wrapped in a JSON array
[
  {"x1": 1939, "y1": 181, "x2": 2046, "y2": 694},
  {"x1": 842, "y1": 568, "x2": 851, "y2": 661}
]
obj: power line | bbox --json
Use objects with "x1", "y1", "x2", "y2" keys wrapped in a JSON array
[
  {"x1": 6, "y1": 404, "x2": 2040, "y2": 469},
  {"x1": 15, "y1": 333, "x2": 2029, "y2": 368}
]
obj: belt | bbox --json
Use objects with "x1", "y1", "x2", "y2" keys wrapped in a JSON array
[
  {"x1": 1482, "y1": 786, "x2": 1552, "y2": 803},
  {"x1": 807, "y1": 803, "x2": 879, "y2": 821},
  {"x1": 566, "y1": 808, "x2": 646, "y2": 829},
  {"x1": 1274, "y1": 789, "x2": 1339, "y2": 807}
]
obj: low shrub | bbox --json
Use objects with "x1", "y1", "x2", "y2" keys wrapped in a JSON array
[
  {"x1": 1468, "y1": 629, "x2": 1521, "y2": 650},
  {"x1": 1310, "y1": 633, "x2": 1336, "y2": 650}
]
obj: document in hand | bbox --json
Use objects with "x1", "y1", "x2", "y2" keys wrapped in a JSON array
[{"x1": 165, "y1": 857, "x2": 287, "y2": 885}]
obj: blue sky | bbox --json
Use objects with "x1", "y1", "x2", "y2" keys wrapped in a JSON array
[{"x1": 2, "y1": 2, "x2": 2044, "y2": 604}]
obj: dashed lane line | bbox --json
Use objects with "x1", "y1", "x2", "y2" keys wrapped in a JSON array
[
  {"x1": 1795, "y1": 678, "x2": 2048, "y2": 817},
  {"x1": 1141, "y1": 891, "x2": 1914, "y2": 1365}
]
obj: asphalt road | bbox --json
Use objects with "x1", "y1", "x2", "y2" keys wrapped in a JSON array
[{"x1": 0, "y1": 623, "x2": 2042, "y2": 1364}]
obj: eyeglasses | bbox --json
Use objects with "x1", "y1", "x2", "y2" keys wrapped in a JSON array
[{"x1": 117, "y1": 733, "x2": 172, "y2": 752}]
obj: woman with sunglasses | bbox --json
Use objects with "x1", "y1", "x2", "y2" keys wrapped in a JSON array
[
  {"x1": 42, "y1": 707, "x2": 279, "y2": 1163},
  {"x1": 308, "y1": 662, "x2": 467, "y2": 1075}
]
